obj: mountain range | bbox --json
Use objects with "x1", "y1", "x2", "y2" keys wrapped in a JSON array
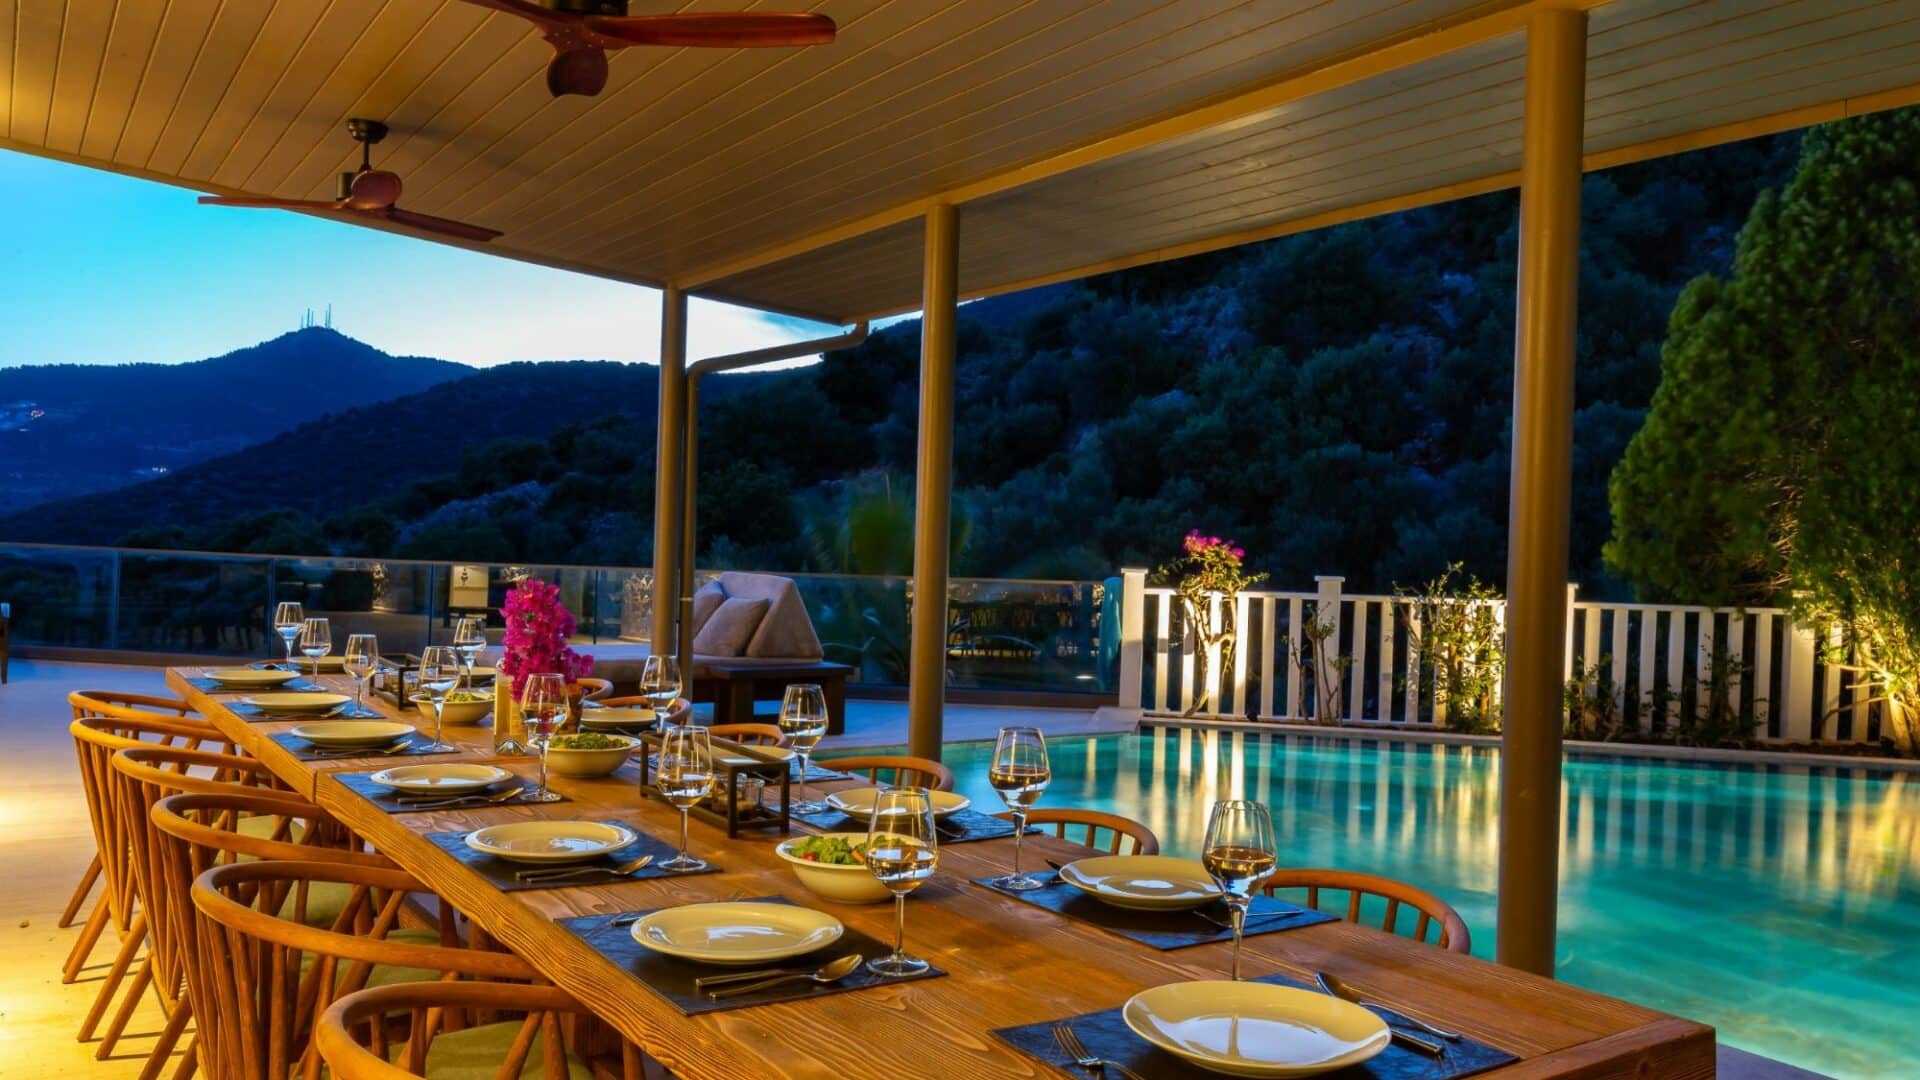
[{"x1": 0, "y1": 328, "x2": 468, "y2": 512}]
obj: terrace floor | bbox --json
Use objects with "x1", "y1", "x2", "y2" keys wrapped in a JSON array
[{"x1": 0, "y1": 659, "x2": 1827, "y2": 1078}]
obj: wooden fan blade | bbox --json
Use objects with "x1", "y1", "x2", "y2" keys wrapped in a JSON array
[
  {"x1": 198, "y1": 195, "x2": 347, "y2": 210},
  {"x1": 376, "y1": 206, "x2": 503, "y2": 242},
  {"x1": 583, "y1": 12, "x2": 836, "y2": 48}
]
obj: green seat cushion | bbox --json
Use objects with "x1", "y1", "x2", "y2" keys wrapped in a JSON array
[
  {"x1": 299, "y1": 927, "x2": 444, "y2": 990},
  {"x1": 410, "y1": 1020, "x2": 591, "y2": 1080},
  {"x1": 273, "y1": 878, "x2": 354, "y2": 929}
]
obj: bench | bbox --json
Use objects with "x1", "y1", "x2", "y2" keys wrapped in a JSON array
[{"x1": 701, "y1": 659, "x2": 853, "y2": 733}]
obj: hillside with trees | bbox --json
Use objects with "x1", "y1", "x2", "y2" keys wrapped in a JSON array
[{"x1": 2, "y1": 123, "x2": 1815, "y2": 599}]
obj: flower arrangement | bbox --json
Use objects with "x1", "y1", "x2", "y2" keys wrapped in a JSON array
[
  {"x1": 499, "y1": 579, "x2": 594, "y2": 697},
  {"x1": 1155, "y1": 531, "x2": 1266, "y2": 716}
]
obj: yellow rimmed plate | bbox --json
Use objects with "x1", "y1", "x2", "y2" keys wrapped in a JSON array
[
  {"x1": 631, "y1": 902, "x2": 843, "y2": 966},
  {"x1": 205, "y1": 668, "x2": 299, "y2": 688},
  {"x1": 1123, "y1": 981, "x2": 1390, "y2": 1077},
  {"x1": 369, "y1": 763, "x2": 513, "y2": 794},
  {"x1": 1058, "y1": 855, "x2": 1224, "y2": 911},
  {"x1": 288, "y1": 720, "x2": 417, "y2": 749},
  {"x1": 464, "y1": 821, "x2": 636, "y2": 865},
  {"x1": 826, "y1": 786, "x2": 971, "y2": 819},
  {"x1": 243, "y1": 691, "x2": 351, "y2": 715}
]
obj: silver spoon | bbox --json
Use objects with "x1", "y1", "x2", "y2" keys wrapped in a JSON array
[
  {"x1": 703, "y1": 954, "x2": 864, "y2": 999},
  {"x1": 397, "y1": 785, "x2": 525, "y2": 810},
  {"x1": 515, "y1": 855, "x2": 655, "y2": 882}
]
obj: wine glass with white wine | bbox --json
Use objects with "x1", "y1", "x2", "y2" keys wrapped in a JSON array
[
  {"x1": 778, "y1": 683, "x2": 830, "y2": 813},
  {"x1": 640, "y1": 655, "x2": 682, "y2": 722},
  {"x1": 657, "y1": 725, "x2": 715, "y2": 872},
  {"x1": 298, "y1": 617, "x2": 331, "y2": 682},
  {"x1": 988, "y1": 727, "x2": 1051, "y2": 891},
  {"x1": 416, "y1": 646, "x2": 461, "y2": 754},
  {"x1": 343, "y1": 633, "x2": 378, "y2": 711},
  {"x1": 1202, "y1": 799, "x2": 1278, "y2": 981},
  {"x1": 451, "y1": 615, "x2": 486, "y2": 692},
  {"x1": 272, "y1": 601, "x2": 304, "y2": 670},
  {"x1": 519, "y1": 672, "x2": 569, "y2": 803},
  {"x1": 865, "y1": 787, "x2": 939, "y2": 977}
]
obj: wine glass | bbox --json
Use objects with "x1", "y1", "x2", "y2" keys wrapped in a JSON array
[
  {"x1": 640, "y1": 655, "x2": 682, "y2": 721},
  {"x1": 272, "y1": 601, "x2": 304, "y2": 669},
  {"x1": 343, "y1": 633, "x2": 378, "y2": 710},
  {"x1": 519, "y1": 672, "x2": 569, "y2": 804},
  {"x1": 865, "y1": 787, "x2": 938, "y2": 977},
  {"x1": 778, "y1": 683, "x2": 830, "y2": 813},
  {"x1": 298, "y1": 617, "x2": 332, "y2": 682},
  {"x1": 451, "y1": 615, "x2": 487, "y2": 692},
  {"x1": 416, "y1": 646, "x2": 461, "y2": 753},
  {"x1": 1202, "y1": 799, "x2": 1278, "y2": 981},
  {"x1": 656, "y1": 725, "x2": 715, "y2": 872},
  {"x1": 988, "y1": 727, "x2": 1051, "y2": 891}
]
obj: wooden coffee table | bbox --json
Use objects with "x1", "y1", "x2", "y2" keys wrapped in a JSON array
[{"x1": 699, "y1": 659, "x2": 853, "y2": 733}]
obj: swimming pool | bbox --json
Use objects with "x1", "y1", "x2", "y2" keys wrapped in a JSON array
[{"x1": 931, "y1": 727, "x2": 1920, "y2": 1078}]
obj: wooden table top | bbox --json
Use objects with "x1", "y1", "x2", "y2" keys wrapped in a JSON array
[{"x1": 169, "y1": 668, "x2": 1715, "y2": 1080}]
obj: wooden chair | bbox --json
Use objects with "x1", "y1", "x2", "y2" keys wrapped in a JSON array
[
  {"x1": 189, "y1": 859, "x2": 552, "y2": 1080},
  {"x1": 816, "y1": 753, "x2": 956, "y2": 791},
  {"x1": 103, "y1": 744, "x2": 296, "y2": 1077},
  {"x1": 63, "y1": 704, "x2": 235, "y2": 1052},
  {"x1": 994, "y1": 807, "x2": 1159, "y2": 855},
  {"x1": 1259, "y1": 869, "x2": 1471, "y2": 953},
  {"x1": 707, "y1": 722, "x2": 787, "y2": 747},
  {"x1": 317, "y1": 982, "x2": 625, "y2": 1079},
  {"x1": 574, "y1": 677, "x2": 612, "y2": 701}
]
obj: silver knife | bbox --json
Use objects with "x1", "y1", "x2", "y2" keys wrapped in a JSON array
[{"x1": 1314, "y1": 971, "x2": 1452, "y2": 1054}]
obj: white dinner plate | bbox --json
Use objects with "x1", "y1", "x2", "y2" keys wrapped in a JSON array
[
  {"x1": 1058, "y1": 855, "x2": 1224, "y2": 911},
  {"x1": 464, "y1": 666, "x2": 496, "y2": 681},
  {"x1": 368, "y1": 763, "x2": 512, "y2": 794},
  {"x1": 463, "y1": 821, "x2": 636, "y2": 865},
  {"x1": 578, "y1": 707, "x2": 657, "y2": 731},
  {"x1": 1123, "y1": 981, "x2": 1390, "y2": 1077},
  {"x1": 272, "y1": 656, "x2": 345, "y2": 672},
  {"x1": 826, "y1": 787, "x2": 971, "y2": 819},
  {"x1": 631, "y1": 902, "x2": 844, "y2": 966},
  {"x1": 205, "y1": 668, "x2": 298, "y2": 688},
  {"x1": 288, "y1": 720, "x2": 417, "y2": 749},
  {"x1": 244, "y1": 692, "x2": 352, "y2": 715}
]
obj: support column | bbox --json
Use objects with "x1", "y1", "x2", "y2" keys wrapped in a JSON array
[
  {"x1": 678, "y1": 376, "x2": 701, "y2": 682},
  {"x1": 908, "y1": 204, "x2": 959, "y2": 760},
  {"x1": 651, "y1": 286, "x2": 689, "y2": 661},
  {"x1": 1498, "y1": 6, "x2": 1586, "y2": 978}
]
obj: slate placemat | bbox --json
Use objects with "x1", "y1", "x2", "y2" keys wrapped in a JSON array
[
  {"x1": 791, "y1": 760, "x2": 852, "y2": 783},
  {"x1": 269, "y1": 729, "x2": 453, "y2": 763},
  {"x1": 331, "y1": 767, "x2": 571, "y2": 812},
  {"x1": 187, "y1": 675, "x2": 326, "y2": 694},
  {"x1": 971, "y1": 870, "x2": 1335, "y2": 950},
  {"x1": 228, "y1": 700, "x2": 387, "y2": 722},
  {"x1": 794, "y1": 805, "x2": 1034, "y2": 844},
  {"x1": 992, "y1": 971, "x2": 1516, "y2": 1079},
  {"x1": 558, "y1": 896, "x2": 945, "y2": 1015},
  {"x1": 424, "y1": 818, "x2": 720, "y2": 891}
]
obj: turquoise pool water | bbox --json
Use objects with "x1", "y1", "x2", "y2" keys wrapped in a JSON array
[{"x1": 932, "y1": 728, "x2": 1920, "y2": 1078}]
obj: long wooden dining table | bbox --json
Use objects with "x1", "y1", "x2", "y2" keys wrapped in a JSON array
[{"x1": 169, "y1": 667, "x2": 1716, "y2": 1079}]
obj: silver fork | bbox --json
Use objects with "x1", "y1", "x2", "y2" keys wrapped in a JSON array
[{"x1": 1052, "y1": 1022, "x2": 1148, "y2": 1080}]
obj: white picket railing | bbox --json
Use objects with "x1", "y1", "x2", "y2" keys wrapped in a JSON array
[{"x1": 1115, "y1": 569, "x2": 1881, "y2": 746}]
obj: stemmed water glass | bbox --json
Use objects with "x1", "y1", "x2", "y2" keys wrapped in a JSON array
[
  {"x1": 1202, "y1": 799, "x2": 1278, "y2": 981},
  {"x1": 272, "y1": 601, "x2": 304, "y2": 670},
  {"x1": 298, "y1": 617, "x2": 331, "y2": 682},
  {"x1": 451, "y1": 615, "x2": 487, "y2": 692},
  {"x1": 988, "y1": 727, "x2": 1051, "y2": 891},
  {"x1": 343, "y1": 634, "x2": 378, "y2": 711},
  {"x1": 865, "y1": 787, "x2": 939, "y2": 977},
  {"x1": 656, "y1": 725, "x2": 715, "y2": 872},
  {"x1": 519, "y1": 672, "x2": 569, "y2": 804},
  {"x1": 416, "y1": 646, "x2": 461, "y2": 753},
  {"x1": 640, "y1": 656, "x2": 682, "y2": 722},
  {"x1": 778, "y1": 683, "x2": 830, "y2": 813}
]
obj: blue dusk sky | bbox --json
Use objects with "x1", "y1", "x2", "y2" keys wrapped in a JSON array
[{"x1": 0, "y1": 149, "x2": 842, "y2": 369}]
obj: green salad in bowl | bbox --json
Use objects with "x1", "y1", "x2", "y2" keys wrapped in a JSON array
[
  {"x1": 787, "y1": 834, "x2": 869, "y2": 865},
  {"x1": 775, "y1": 832, "x2": 890, "y2": 903}
]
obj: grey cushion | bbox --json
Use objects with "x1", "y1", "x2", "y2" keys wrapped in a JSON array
[
  {"x1": 691, "y1": 597, "x2": 769, "y2": 657},
  {"x1": 689, "y1": 580, "x2": 727, "y2": 639},
  {"x1": 715, "y1": 572, "x2": 824, "y2": 660}
]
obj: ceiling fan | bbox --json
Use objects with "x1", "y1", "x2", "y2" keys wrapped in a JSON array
[
  {"x1": 462, "y1": 0, "x2": 837, "y2": 97},
  {"x1": 197, "y1": 119, "x2": 502, "y2": 242}
]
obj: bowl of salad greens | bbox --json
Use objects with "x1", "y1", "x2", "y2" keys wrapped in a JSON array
[
  {"x1": 411, "y1": 689, "x2": 494, "y2": 725},
  {"x1": 775, "y1": 832, "x2": 892, "y2": 904},
  {"x1": 543, "y1": 731, "x2": 638, "y2": 777}
]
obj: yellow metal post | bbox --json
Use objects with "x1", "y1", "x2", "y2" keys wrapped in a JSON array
[
  {"x1": 651, "y1": 285, "x2": 689, "y2": 661},
  {"x1": 1499, "y1": 6, "x2": 1586, "y2": 978},
  {"x1": 908, "y1": 204, "x2": 959, "y2": 760}
]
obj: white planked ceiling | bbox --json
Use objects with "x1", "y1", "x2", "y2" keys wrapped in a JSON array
[{"x1": 5, "y1": 0, "x2": 1920, "y2": 323}]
